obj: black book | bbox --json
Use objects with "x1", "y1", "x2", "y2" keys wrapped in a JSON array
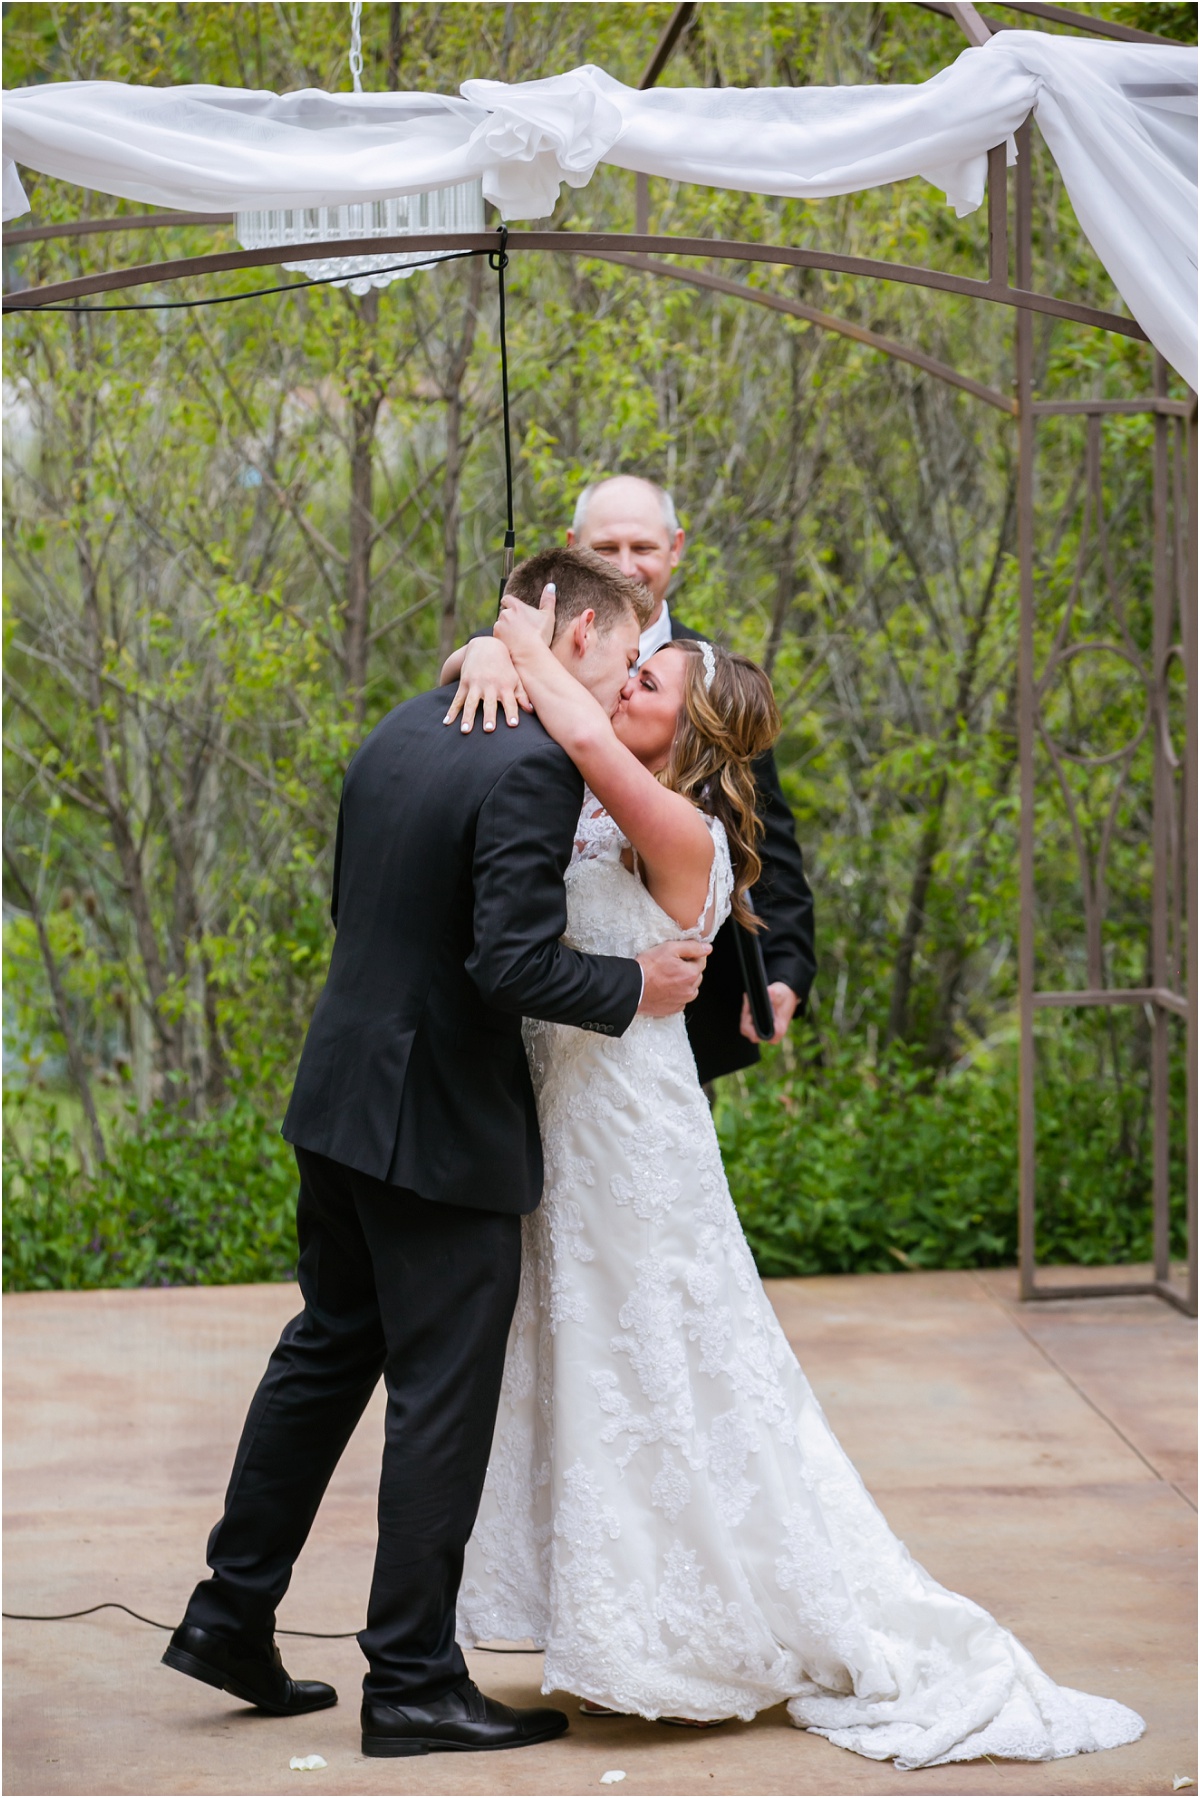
[{"x1": 734, "y1": 899, "x2": 775, "y2": 1042}]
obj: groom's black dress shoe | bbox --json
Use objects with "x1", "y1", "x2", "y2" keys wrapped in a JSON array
[
  {"x1": 361, "y1": 1679, "x2": 569, "y2": 1757},
  {"x1": 162, "y1": 1622, "x2": 337, "y2": 1716}
]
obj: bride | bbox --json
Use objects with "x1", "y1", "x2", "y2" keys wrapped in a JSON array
[{"x1": 438, "y1": 582, "x2": 1143, "y2": 1771}]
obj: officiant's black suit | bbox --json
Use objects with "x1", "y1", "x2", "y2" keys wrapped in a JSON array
[
  {"x1": 182, "y1": 688, "x2": 641, "y2": 1705},
  {"x1": 670, "y1": 617, "x2": 816, "y2": 1081}
]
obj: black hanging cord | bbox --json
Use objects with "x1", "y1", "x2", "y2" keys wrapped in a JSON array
[
  {"x1": 0, "y1": 1602, "x2": 537, "y2": 1650},
  {"x1": 489, "y1": 225, "x2": 516, "y2": 600},
  {"x1": 1, "y1": 248, "x2": 484, "y2": 314}
]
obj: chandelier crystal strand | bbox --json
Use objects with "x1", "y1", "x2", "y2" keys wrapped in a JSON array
[
  {"x1": 349, "y1": 0, "x2": 364, "y2": 93},
  {"x1": 234, "y1": 0, "x2": 484, "y2": 294}
]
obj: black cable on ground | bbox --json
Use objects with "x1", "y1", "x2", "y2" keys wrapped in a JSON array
[
  {"x1": 1, "y1": 1603, "x2": 538, "y2": 1650},
  {"x1": 3, "y1": 1602, "x2": 354, "y2": 1637},
  {"x1": 488, "y1": 224, "x2": 516, "y2": 598},
  {"x1": 1, "y1": 247, "x2": 484, "y2": 313}
]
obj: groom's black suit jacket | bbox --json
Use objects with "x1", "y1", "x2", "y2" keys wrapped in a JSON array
[
  {"x1": 282, "y1": 687, "x2": 642, "y2": 1214},
  {"x1": 670, "y1": 617, "x2": 817, "y2": 1085}
]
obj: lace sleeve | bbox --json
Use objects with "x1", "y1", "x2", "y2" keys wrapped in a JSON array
[
  {"x1": 695, "y1": 815, "x2": 734, "y2": 941},
  {"x1": 571, "y1": 788, "x2": 624, "y2": 865}
]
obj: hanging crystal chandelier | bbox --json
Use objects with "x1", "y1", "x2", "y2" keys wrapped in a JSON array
[{"x1": 235, "y1": 2, "x2": 484, "y2": 296}]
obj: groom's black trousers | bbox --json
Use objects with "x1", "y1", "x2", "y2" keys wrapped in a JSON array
[{"x1": 183, "y1": 1146, "x2": 522, "y2": 1703}]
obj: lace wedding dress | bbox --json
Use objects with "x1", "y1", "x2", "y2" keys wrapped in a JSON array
[{"x1": 458, "y1": 797, "x2": 1143, "y2": 1770}]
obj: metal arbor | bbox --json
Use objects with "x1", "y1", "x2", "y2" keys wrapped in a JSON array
[{"x1": 3, "y1": 0, "x2": 1195, "y2": 1314}]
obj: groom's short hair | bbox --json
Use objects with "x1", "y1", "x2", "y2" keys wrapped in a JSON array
[{"x1": 505, "y1": 547, "x2": 653, "y2": 641}]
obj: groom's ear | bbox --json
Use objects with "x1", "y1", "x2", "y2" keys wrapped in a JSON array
[{"x1": 564, "y1": 608, "x2": 596, "y2": 660}]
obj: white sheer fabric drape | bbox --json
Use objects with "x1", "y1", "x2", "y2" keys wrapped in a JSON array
[{"x1": 3, "y1": 34, "x2": 1195, "y2": 383}]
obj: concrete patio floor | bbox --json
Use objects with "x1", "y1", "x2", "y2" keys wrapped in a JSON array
[{"x1": 4, "y1": 1265, "x2": 1195, "y2": 1798}]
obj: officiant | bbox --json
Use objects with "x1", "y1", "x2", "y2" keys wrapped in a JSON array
[{"x1": 567, "y1": 474, "x2": 816, "y2": 1084}]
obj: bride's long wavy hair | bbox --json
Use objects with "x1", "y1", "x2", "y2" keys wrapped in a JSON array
[{"x1": 658, "y1": 641, "x2": 781, "y2": 931}]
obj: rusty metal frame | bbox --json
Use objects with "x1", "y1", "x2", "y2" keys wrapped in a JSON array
[
  {"x1": 0, "y1": 230, "x2": 1152, "y2": 342},
  {"x1": 1008, "y1": 117, "x2": 1196, "y2": 1316},
  {"x1": 919, "y1": 0, "x2": 1193, "y2": 44},
  {"x1": 2, "y1": 8, "x2": 1194, "y2": 1315}
]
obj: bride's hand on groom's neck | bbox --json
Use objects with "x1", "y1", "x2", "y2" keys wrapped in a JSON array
[{"x1": 497, "y1": 582, "x2": 556, "y2": 648}]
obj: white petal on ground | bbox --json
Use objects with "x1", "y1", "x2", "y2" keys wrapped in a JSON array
[{"x1": 288, "y1": 1755, "x2": 328, "y2": 1771}]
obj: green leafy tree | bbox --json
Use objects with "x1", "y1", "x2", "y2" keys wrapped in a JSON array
[{"x1": 3, "y1": 3, "x2": 1187, "y2": 1287}]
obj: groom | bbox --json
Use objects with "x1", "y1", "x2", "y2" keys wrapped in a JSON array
[{"x1": 164, "y1": 551, "x2": 709, "y2": 1757}]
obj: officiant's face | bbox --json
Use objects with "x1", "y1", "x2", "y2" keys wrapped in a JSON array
[
  {"x1": 612, "y1": 646, "x2": 687, "y2": 771},
  {"x1": 567, "y1": 477, "x2": 683, "y2": 617}
]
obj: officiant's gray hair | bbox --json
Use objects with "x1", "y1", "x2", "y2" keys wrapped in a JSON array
[{"x1": 572, "y1": 477, "x2": 679, "y2": 538}]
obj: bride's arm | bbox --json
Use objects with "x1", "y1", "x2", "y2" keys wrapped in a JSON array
[{"x1": 493, "y1": 607, "x2": 713, "y2": 932}]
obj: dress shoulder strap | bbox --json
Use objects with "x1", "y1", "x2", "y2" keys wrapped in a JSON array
[{"x1": 696, "y1": 814, "x2": 733, "y2": 940}]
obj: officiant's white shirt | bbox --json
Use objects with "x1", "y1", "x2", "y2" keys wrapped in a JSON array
[{"x1": 638, "y1": 602, "x2": 672, "y2": 667}]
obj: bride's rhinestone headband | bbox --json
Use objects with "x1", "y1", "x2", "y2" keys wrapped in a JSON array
[{"x1": 699, "y1": 641, "x2": 717, "y2": 692}]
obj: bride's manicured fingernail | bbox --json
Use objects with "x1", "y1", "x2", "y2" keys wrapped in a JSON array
[{"x1": 484, "y1": 721, "x2": 494, "y2": 731}]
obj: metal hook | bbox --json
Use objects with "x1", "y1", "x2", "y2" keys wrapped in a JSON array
[{"x1": 492, "y1": 228, "x2": 515, "y2": 597}]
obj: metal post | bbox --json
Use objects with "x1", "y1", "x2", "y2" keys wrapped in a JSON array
[
  {"x1": 1016, "y1": 118, "x2": 1037, "y2": 1299},
  {"x1": 1187, "y1": 401, "x2": 1198, "y2": 1316},
  {"x1": 987, "y1": 143, "x2": 1008, "y2": 287},
  {"x1": 1151, "y1": 353, "x2": 1171, "y2": 1283},
  {"x1": 946, "y1": 1, "x2": 993, "y2": 45},
  {"x1": 636, "y1": 0, "x2": 696, "y2": 90}
]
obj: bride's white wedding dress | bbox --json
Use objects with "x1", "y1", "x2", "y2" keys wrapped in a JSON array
[{"x1": 458, "y1": 797, "x2": 1143, "y2": 1769}]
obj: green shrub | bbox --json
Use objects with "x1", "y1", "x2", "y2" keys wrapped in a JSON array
[
  {"x1": 715, "y1": 1035, "x2": 1186, "y2": 1277},
  {"x1": 3, "y1": 1089, "x2": 297, "y2": 1290},
  {"x1": 3, "y1": 1029, "x2": 1185, "y2": 1291}
]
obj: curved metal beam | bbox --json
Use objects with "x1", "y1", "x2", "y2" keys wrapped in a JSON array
[
  {"x1": 0, "y1": 229, "x2": 1147, "y2": 344},
  {"x1": 0, "y1": 218, "x2": 1024, "y2": 407},
  {"x1": 916, "y1": 0, "x2": 1191, "y2": 42},
  {"x1": 0, "y1": 232, "x2": 498, "y2": 306},
  {"x1": 3, "y1": 211, "x2": 234, "y2": 245},
  {"x1": 598, "y1": 252, "x2": 1017, "y2": 413},
  {"x1": 990, "y1": 1, "x2": 1191, "y2": 45}
]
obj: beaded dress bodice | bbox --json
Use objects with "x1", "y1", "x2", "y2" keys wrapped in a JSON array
[{"x1": 563, "y1": 789, "x2": 731, "y2": 957}]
